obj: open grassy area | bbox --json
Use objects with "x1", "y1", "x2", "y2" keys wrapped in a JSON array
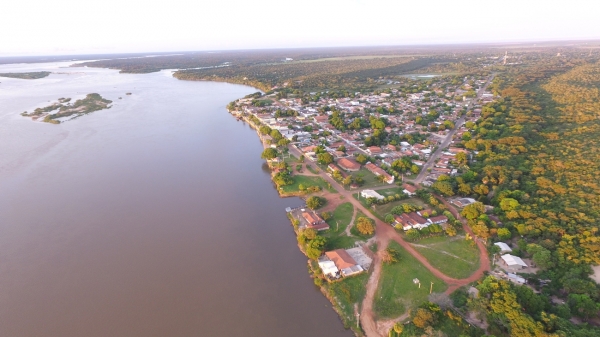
[
  {"x1": 280, "y1": 175, "x2": 336, "y2": 194},
  {"x1": 411, "y1": 236, "x2": 480, "y2": 279},
  {"x1": 353, "y1": 194, "x2": 427, "y2": 220},
  {"x1": 346, "y1": 168, "x2": 388, "y2": 190},
  {"x1": 326, "y1": 273, "x2": 369, "y2": 329},
  {"x1": 375, "y1": 187, "x2": 405, "y2": 197},
  {"x1": 374, "y1": 198, "x2": 428, "y2": 218},
  {"x1": 282, "y1": 153, "x2": 298, "y2": 164},
  {"x1": 374, "y1": 241, "x2": 447, "y2": 319},
  {"x1": 323, "y1": 203, "x2": 357, "y2": 250}
]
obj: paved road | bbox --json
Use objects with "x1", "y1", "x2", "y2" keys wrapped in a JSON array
[{"x1": 412, "y1": 73, "x2": 496, "y2": 185}]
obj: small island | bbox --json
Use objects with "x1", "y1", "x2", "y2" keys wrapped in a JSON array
[
  {"x1": 21, "y1": 93, "x2": 112, "y2": 124},
  {"x1": 0, "y1": 71, "x2": 51, "y2": 79}
]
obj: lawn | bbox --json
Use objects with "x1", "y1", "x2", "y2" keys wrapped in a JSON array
[
  {"x1": 411, "y1": 236, "x2": 480, "y2": 279},
  {"x1": 374, "y1": 241, "x2": 447, "y2": 319},
  {"x1": 374, "y1": 198, "x2": 428, "y2": 218},
  {"x1": 326, "y1": 273, "x2": 369, "y2": 329},
  {"x1": 353, "y1": 194, "x2": 427, "y2": 220},
  {"x1": 280, "y1": 175, "x2": 336, "y2": 194},
  {"x1": 282, "y1": 153, "x2": 299, "y2": 164},
  {"x1": 375, "y1": 187, "x2": 405, "y2": 197},
  {"x1": 346, "y1": 168, "x2": 388, "y2": 190},
  {"x1": 323, "y1": 203, "x2": 358, "y2": 250}
]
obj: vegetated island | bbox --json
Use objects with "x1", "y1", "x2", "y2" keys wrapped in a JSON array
[
  {"x1": 0, "y1": 71, "x2": 51, "y2": 79},
  {"x1": 21, "y1": 93, "x2": 112, "y2": 124}
]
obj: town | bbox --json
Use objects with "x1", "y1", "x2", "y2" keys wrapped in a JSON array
[{"x1": 226, "y1": 72, "x2": 522, "y2": 336}]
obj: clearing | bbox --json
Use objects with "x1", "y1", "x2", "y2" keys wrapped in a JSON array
[
  {"x1": 411, "y1": 236, "x2": 480, "y2": 279},
  {"x1": 323, "y1": 203, "x2": 358, "y2": 250},
  {"x1": 280, "y1": 175, "x2": 336, "y2": 194},
  {"x1": 373, "y1": 241, "x2": 447, "y2": 319}
]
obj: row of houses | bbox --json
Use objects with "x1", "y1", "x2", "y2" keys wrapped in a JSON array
[{"x1": 395, "y1": 210, "x2": 448, "y2": 231}]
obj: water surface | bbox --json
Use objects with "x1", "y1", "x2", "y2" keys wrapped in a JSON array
[{"x1": 0, "y1": 63, "x2": 352, "y2": 337}]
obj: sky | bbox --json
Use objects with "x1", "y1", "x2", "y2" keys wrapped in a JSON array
[{"x1": 2, "y1": 0, "x2": 599, "y2": 56}]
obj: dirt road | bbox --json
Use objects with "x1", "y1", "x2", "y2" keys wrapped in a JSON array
[{"x1": 286, "y1": 147, "x2": 490, "y2": 337}]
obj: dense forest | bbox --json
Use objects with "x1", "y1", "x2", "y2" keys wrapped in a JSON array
[
  {"x1": 174, "y1": 57, "x2": 445, "y2": 91},
  {"x1": 431, "y1": 54, "x2": 600, "y2": 334},
  {"x1": 74, "y1": 46, "x2": 504, "y2": 91}
]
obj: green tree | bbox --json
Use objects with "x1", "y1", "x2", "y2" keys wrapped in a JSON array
[
  {"x1": 498, "y1": 228, "x2": 512, "y2": 241},
  {"x1": 261, "y1": 148, "x2": 278, "y2": 160},
  {"x1": 303, "y1": 228, "x2": 317, "y2": 240},
  {"x1": 406, "y1": 229, "x2": 420, "y2": 240},
  {"x1": 306, "y1": 196, "x2": 325, "y2": 210},
  {"x1": 568, "y1": 294, "x2": 600, "y2": 320},
  {"x1": 356, "y1": 154, "x2": 367, "y2": 164},
  {"x1": 306, "y1": 236, "x2": 327, "y2": 260},
  {"x1": 393, "y1": 323, "x2": 403, "y2": 335},
  {"x1": 356, "y1": 217, "x2": 375, "y2": 236},
  {"x1": 461, "y1": 202, "x2": 485, "y2": 220},
  {"x1": 317, "y1": 152, "x2": 334, "y2": 165},
  {"x1": 432, "y1": 181, "x2": 454, "y2": 196},
  {"x1": 412, "y1": 308, "x2": 434, "y2": 329},
  {"x1": 500, "y1": 198, "x2": 520, "y2": 211}
]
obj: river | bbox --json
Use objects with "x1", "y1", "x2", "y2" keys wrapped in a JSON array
[{"x1": 0, "y1": 62, "x2": 353, "y2": 337}]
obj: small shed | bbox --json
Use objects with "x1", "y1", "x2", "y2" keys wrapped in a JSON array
[
  {"x1": 494, "y1": 242, "x2": 512, "y2": 253},
  {"x1": 318, "y1": 260, "x2": 339, "y2": 277},
  {"x1": 501, "y1": 254, "x2": 527, "y2": 271}
]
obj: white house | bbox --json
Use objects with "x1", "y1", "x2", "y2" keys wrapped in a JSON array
[{"x1": 361, "y1": 189, "x2": 384, "y2": 200}]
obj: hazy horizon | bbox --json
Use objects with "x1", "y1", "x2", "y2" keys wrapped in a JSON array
[
  {"x1": 2, "y1": 38, "x2": 600, "y2": 60},
  {"x1": 3, "y1": 0, "x2": 599, "y2": 57}
]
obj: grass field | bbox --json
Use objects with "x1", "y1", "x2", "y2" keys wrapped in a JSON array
[
  {"x1": 280, "y1": 175, "x2": 336, "y2": 194},
  {"x1": 411, "y1": 236, "x2": 480, "y2": 279},
  {"x1": 374, "y1": 241, "x2": 446, "y2": 319},
  {"x1": 374, "y1": 198, "x2": 428, "y2": 217},
  {"x1": 354, "y1": 194, "x2": 427, "y2": 220},
  {"x1": 375, "y1": 187, "x2": 405, "y2": 197},
  {"x1": 282, "y1": 153, "x2": 298, "y2": 164},
  {"x1": 346, "y1": 168, "x2": 388, "y2": 190},
  {"x1": 323, "y1": 203, "x2": 358, "y2": 250},
  {"x1": 327, "y1": 273, "x2": 369, "y2": 329}
]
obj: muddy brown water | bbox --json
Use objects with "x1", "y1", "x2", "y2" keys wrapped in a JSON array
[{"x1": 0, "y1": 62, "x2": 353, "y2": 337}]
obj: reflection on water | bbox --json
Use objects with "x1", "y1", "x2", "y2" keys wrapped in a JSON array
[{"x1": 0, "y1": 63, "x2": 352, "y2": 337}]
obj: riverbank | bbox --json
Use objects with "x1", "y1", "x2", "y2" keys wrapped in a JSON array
[{"x1": 227, "y1": 106, "x2": 368, "y2": 336}]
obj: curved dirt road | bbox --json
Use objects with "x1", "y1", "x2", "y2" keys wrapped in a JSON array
[{"x1": 286, "y1": 146, "x2": 490, "y2": 337}]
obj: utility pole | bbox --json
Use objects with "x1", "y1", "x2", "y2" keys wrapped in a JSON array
[{"x1": 430, "y1": 281, "x2": 434, "y2": 294}]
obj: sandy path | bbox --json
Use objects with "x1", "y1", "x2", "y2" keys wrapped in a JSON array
[{"x1": 345, "y1": 207, "x2": 358, "y2": 236}]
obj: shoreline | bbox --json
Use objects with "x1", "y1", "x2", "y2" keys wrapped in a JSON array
[{"x1": 226, "y1": 105, "x2": 366, "y2": 336}]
